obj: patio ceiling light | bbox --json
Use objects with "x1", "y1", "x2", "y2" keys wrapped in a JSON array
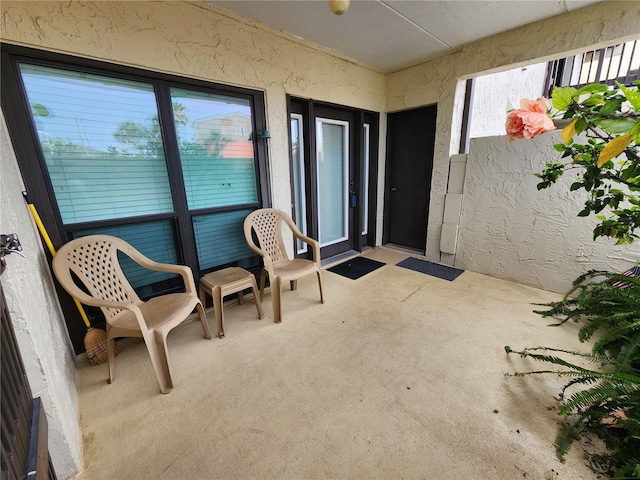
[{"x1": 329, "y1": 0, "x2": 350, "y2": 15}]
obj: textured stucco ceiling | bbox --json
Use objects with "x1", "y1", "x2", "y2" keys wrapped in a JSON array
[{"x1": 207, "y1": 0, "x2": 603, "y2": 71}]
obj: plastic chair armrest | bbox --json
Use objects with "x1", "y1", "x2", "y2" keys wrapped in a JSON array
[
  {"x1": 287, "y1": 219, "x2": 321, "y2": 264},
  {"x1": 295, "y1": 233, "x2": 321, "y2": 264},
  {"x1": 124, "y1": 249, "x2": 198, "y2": 294}
]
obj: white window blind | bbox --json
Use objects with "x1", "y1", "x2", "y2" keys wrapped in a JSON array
[
  {"x1": 18, "y1": 61, "x2": 264, "y2": 291},
  {"x1": 19, "y1": 63, "x2": 174, "y2": 224},
  {"x1": 362, "y1": 123, "x2": 370, "y2": 235},
  {"x1": 171, "y1": 88, "x2": 258, "y2": 210},
  {"x1": 316, "y1": 119, "x2": 348, "y2": 246},
  {"x1": 193, "y1": 209, "x2": 256, "y2": 270},
  {"x1": 290, "y1": 114, "x2": 308, "y2": 254}
]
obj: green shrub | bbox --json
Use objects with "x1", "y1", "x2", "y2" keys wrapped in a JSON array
[{"x1": 506, "y1": 270, "x2": 640, "y2": 478}]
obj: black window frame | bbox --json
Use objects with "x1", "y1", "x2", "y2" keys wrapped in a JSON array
[{"x1": 1, "y1": 43, "x2": 272, "y2": 353}]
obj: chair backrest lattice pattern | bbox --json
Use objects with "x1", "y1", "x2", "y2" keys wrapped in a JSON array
[
  {"x1": 61, "y1": 238, "x2": 138, "y2": 319},
  {"x1": 249, "y1": 210, "x2": 289, "y2": 263},
  {"x1": 243, "y1": 208, "x2": 323, "y2": 324}
]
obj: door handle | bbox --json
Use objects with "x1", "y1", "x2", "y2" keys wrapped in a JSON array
[{"x1": 391, "y1": 187, "x2": 397, "y2": 191}]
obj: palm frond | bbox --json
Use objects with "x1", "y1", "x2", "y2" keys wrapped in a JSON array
[
  {"x1": 516, "y1": 346, "x2": 613, "y2": 364},
  {"x1": 592, "y1": 322, "x2": 640, "y2": 356},
  {"x1": 607, "y1": 333, "x2": 640, "y2": 373},
  {"x1": 508, "y1": 267, "x2": 640, "y2": 477},
  {"x1": 554, "y1": 416, "x2": 583, "y2": 461},
  {"x1": 558, "y1": 380, "x2": 640, "y2": 415}
]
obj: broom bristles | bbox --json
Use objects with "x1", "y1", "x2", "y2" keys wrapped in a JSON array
[{"x1": 84, "y1": 327, "x2": 118, "y2": 365}]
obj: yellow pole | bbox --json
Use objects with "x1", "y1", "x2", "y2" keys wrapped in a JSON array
[{"x1": 24, "y1": 193, "x2": 92, "y2": 328}]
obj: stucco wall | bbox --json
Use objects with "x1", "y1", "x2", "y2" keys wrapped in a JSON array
[
  {"x1": 386, "y1": 1, "x2": 640, "y2": 262},
  {"x1": 457, "y1": 133, "x2": 640, "y2": 293},
  {"x1": 469, "y1": 62, "x2": 548, "y2": 139},
  {"x1": 0, "y1": 113, "x2": 81, "y2": 478}
]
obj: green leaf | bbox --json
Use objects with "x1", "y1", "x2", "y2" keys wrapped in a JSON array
[
  {"x1": 618, "y1": 83, "x2": 640, "y2": 110},
  {"x1": 575, "y1": 118, "x2": 588, "y2": 134},
  {"x1": 554, "y1": 418, "x2": 582, "y2": 461},
  {"x1": 582, "y1": 95, "x2": 605, "y2": 107},
  {"x1": 553, "y1": 143, "x2": 566, "y2": 152},
  {"x1": 578, "y1": 208, "x2": 591, "y2": 217},
  {"x1": 599, "y1": 97, "x2": 624, "y2": 116},
  {"x1": 570, "y1": 182, "x2": 582, "y2": 191},
  {"x1": 593, "y1": 117, "x2": 637, "y2": 134},
  {"x1": 552, "y1": 87, "x2": 577, "y2": 111},
  {"x1": 576, "y1": 83, "x2": 610, "y2": 94}
]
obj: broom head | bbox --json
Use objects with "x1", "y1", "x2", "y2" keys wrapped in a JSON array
[{"x1": 84, "y1": 327, "x2": 118, "y2": 365}]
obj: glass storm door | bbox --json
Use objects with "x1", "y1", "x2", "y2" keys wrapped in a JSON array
[
  {"x1": 313, "y1": 106, "x2": 356, "y2": 258},
  {"x1": 290, "y1": 101, "x2": 371, "y2": 260},
  {"x1": 316, "y1": 118, "x2": 349, "y2": 248}
]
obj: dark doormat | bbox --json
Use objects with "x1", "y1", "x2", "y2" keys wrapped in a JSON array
[
  {"x1": 327, "y1": 256, "x2": 386, "y2": 280},
  {"x1": 396, "y1": 257, "x2": 464, "y2": 281}
]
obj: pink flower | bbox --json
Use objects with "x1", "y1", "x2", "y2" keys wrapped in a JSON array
[{"x1": 506, "y1": 98, "x2": 556, "y2": 141}]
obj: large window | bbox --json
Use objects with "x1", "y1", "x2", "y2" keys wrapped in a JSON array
[
  {"x1": 19, "y1": 64, "x2": 175, "y2": 223},
  {"x1": 2, "y1": 45, "x2": 270, "y2": 349}
]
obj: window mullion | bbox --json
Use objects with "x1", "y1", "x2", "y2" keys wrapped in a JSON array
[{"x1": 154, "y1": 81, "x2": 199, "y2": 273}]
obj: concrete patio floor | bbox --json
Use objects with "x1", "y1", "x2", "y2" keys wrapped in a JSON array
[{"x1": 71, "y1": 246, "x2": 599, "y2": 480}]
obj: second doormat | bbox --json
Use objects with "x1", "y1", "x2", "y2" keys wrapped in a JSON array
[
  {"x1": 327, "y1": 256, "x2": 386, "y2": 280},
  {"x1": 396, "y1": 257, "x2": 464, "y2": 281}
]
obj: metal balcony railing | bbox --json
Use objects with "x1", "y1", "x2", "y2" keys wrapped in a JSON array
[{"x1": 544, "y1": 39, "x2": 640, "y2": 96}]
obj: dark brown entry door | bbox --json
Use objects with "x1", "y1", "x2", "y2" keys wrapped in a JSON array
[{"x1": 385, "y1": 105, "x2": 437, "y2": 251}]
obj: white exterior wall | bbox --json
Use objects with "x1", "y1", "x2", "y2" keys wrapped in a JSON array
[
  {"x1": 386, "y1": 1, "x2": 640, "y2": 272},
  {"x1": 469, "y1": 62, "x2": 548, "y2": 139},
  {"x1": 0, "y1": 114, "x2": 81, "y2": 478},
  {"x1": 462, "y1": 59, "x2": 640, "y2": 292},
  {"x1": 457, "y1": 133, "x2": 640, "y2": 292}
]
